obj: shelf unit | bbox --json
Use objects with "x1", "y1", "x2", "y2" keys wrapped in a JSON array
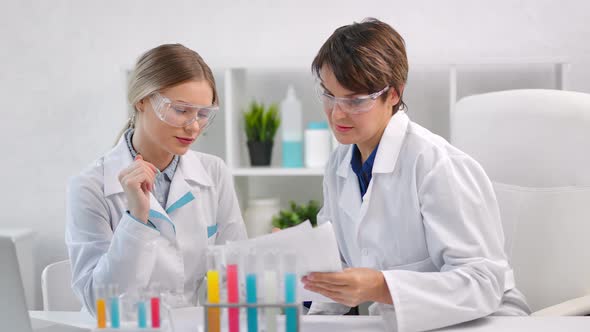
[
  {"x1": 218, "y1": 67, "x2": 326, "y2": 209},
  {"x1": 222, "y1": 68, "x2": 328, "y2": 174},
  {"x1": 190, "y1": 59, "x2": 569, "y2": 210}
]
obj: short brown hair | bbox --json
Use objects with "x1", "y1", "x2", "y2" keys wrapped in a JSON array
[{"x1": 312, "y1": 18, "x2": 408, "y2": 113}]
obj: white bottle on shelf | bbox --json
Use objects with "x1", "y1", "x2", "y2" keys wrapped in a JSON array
[
  {"x1": 280, "y1": 85, "x2": 303, "y2": 168},
  {"x1": 244, "y1": 198, "x2": 280, "y2": 237},
  {"x1": 304, "y1": 121, "x2": 331, "y2": 168}
]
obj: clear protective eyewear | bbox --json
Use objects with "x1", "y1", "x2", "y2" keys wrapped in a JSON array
[
  {"x1": 149, "y1": 92, "x2": 219, "y2": 129},
  {"x1": 316, "y1": 84, "x2": 390, "y2": 114}
]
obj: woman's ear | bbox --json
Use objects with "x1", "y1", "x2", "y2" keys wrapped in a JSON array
[
  {"x1": 135, "y1": 99, "x2": 145, "y2": 113},
  {"x1": 388, "y1": 86, "x2": 402, "y2": 107}
]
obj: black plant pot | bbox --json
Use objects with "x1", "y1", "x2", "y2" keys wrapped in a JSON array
[{"x1": 247, "y1": 141, "x2": 274, "y2": 166}]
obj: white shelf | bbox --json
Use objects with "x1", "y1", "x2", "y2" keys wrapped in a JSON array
[{"x1": 231, "y1": 167, "x2": 324, "y2": 176}]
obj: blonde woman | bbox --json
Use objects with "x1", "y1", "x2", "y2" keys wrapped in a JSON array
[{"x1": 66, "y1": 44, "x2": 246, "y2": 314}]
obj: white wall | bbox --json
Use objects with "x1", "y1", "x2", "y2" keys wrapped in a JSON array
[{"x1": 1, "y1": 0, "x2": 589, "y2": 309}]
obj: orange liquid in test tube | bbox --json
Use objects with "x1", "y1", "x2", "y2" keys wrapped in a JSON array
[{"x1": 96, "y1": 298, "x2": 107, "y2": 328}]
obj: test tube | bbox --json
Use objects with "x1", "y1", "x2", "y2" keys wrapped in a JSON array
[
  {"x1": 226, "y1": 249, "x2": 240, "y2": 332},
  {"x1": 263, "y1": 251, "x2": 279, "y2": 332},
  {"x1": 108, "y1": 284, "x2": 120, "y2": 329},
  {"x1": 137, "y1": 290, "x2": 148, "y2": 328},
  {"x1": 94, "y1": 285, "x2": 107, "y2": 329},
  {"x1": 207, "y1": 248, "x2": 222, "y2": 332},
  {"x1": 151, "y1": 297, "x2": 160, "y2": 328},
  {"x1": 245, "y1": 250, "x2": 259, "y2": 332},
  {"x1": 150, "y1": 285, "x2": 161, "y2": 328},
  {"x1": 282, "y1": 251, "x2": 297, "y2": 332}
]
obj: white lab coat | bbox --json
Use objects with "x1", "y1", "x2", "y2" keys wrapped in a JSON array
[
  {"x1": 313, "y1": 111, "x2": 530, "y2": 331},
  {"x1": 65, "y1": 137, "x2": 246, "y2": 315}
]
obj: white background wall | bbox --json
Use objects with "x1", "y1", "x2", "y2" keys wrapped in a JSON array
[{"x1": 1, "y1": 0, "x2": 589, "y2": 309}]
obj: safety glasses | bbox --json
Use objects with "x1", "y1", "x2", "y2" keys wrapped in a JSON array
[
  {"x1": 149, "y1": 92, "x2": 219, "y2": 129},
  {"x1": 315, "y1": 84, "x2": 390, "y2": 115}
]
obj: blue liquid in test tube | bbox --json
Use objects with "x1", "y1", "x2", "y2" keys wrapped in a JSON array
[
  {"x1": 284, "y1": 273, "x2": 297, "y2": 332},
  {"x1": 110, "y1": 297, "x2": 120, "y2": 328},
  {"x1": 246, "y1": 273, "x2": 258, "y2": 332},
  {"x1": 137, "y1": 301, "x2": 147, "y2": 328}
]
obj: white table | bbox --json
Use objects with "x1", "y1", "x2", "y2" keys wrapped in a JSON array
[{"x1": 30, "y1": 308, "x2": 590, "y2": 331}]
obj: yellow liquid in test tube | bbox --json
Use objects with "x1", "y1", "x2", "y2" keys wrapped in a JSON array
[
  {"x1": 96, "y1": 298, "x2": 107, "y2": 328},
  {"x1": 207, "y1": 270, "x2": 220, "y2": 332}
]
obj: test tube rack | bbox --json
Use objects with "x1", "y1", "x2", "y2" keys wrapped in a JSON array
[{"x1": 202, "y1": 302, "x2": 301, "y2": 332}]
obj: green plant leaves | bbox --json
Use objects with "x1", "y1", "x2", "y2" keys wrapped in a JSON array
[
  {"x1": 271, "y1": 200, "x2": 320, "y2": 229},
  {"x1": 243, "y1": 101, "x2": 281, "y2": 143}
]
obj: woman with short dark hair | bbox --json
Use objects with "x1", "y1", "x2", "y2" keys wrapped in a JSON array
[{"x1": 302, "y1": 18, "x2": 530, "y2": 331}]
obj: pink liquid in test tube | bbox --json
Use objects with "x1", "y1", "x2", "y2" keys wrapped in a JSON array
[
  {"x1": 227, "y1": 264, "x2": 240, "y2": 332},
  {"x1": 151, "y1": 297, "x2": 160, "y2": 328}
]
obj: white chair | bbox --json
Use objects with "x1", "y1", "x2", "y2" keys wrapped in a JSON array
[
  {"x1": 452, "y1": 89, "x2": 590, "y2": 316},
  {"x1": 41, "y1": 260, "x2": 81, "y2": 311}
]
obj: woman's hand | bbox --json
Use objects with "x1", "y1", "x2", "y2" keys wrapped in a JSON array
[
  {"x1": 118, "y1": 155, "x2": 158, "y2": 223},
  {"x1": 302, "y1": 268, "x2": 393, "y2": 307}
]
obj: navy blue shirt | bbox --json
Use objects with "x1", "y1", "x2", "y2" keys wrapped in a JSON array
[{"x1": 351, "y1": 144, "x2": 379, "y2": 200}]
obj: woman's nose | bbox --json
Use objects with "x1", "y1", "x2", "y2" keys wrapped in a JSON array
[
  {"x1": 185, "y1": 119, "x2": 201, "y2": 135},
  {"x1": 331, "y1": 103, "x2": 348, "y2": 121}
]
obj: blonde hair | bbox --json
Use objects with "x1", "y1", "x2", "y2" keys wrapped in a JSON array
[{"x1": 116, "y1": 43, "x2": 218, "y2": 142}]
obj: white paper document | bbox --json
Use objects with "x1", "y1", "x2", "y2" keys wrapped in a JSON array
[{"x1": 226, "y1": 221, "x2": 342, "y2": 302}]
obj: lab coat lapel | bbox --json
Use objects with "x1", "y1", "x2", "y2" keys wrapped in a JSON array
[
  {"x1": 358, "y1": 181, "x2": 374, "y2": 223},
  {"x1": 164, "y1": 152, "x2": 215, "y2": 238},
  {"x1": 148, "y1": 193, "x2": 176, "y2": 242},
  {"x1": 103, "y1": 137, "x2": 132, "y2": 197},
  {"x1": 337, "y1": 146, "x2": 362, "y2": 221},
  {"x1": 357, "y1": 111, "x2": 410, "y2": 231},
  {"x1": 371, "y1": 111, "x2": 409, "y2": 175},
  {"x1": 165, "y1": 167, "x2": 196, "y2": 215}
]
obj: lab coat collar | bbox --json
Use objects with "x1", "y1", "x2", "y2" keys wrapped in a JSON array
[
  {"x1": 373, "y1": 110, "x2": 409, "y2": 174},
  {"x1": 103, "y1": 137, "x2": 133, "y2": 197},
  {"x1": 336, "y1": 146, "x2": 354, "y2": 178},
  {"x1": 103, "y1": 136, "x2": 213, "y2": 197},
  {"x1": 177, "y1": 149, "x2": 214, "y2": 188},
  {"x1": 336, "y1": 111, "x2": 409, "y2": 178}
]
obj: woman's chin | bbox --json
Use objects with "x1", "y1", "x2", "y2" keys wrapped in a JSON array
[
  {"x1": 168, "y1": 144, "x2": 191, "y2": 156},
  {"x1": 334, "y1": 134, "x2": 355, "y2": 146}
]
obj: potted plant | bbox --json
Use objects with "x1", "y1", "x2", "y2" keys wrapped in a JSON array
[
  {"x1": 272, "y1": 200, "x2": 320, "y2": 230},
  {"x1": 243, "y1": 101, "x2": 281, "y2": 166}
]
